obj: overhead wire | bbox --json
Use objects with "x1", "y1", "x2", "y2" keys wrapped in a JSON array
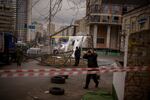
[
  {"x1": 69, "y1": 0, "x2": 85, "y2": 25},
  {"x1": 33, "y1": 0, "x2": 63, "y2": 23},
  {"x1": 32, "y1": 0, "x2": 86, "y2": 26},
  {"x1": 14, "y1": 0, "x2": 41, "y2": 14}
]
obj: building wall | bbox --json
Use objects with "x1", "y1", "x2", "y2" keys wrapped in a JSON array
[
  {"x1": 86, "y1": 0, "x2": 123, "y2": 50},
  {"x1": 123, "y1": 4, "x2": 150, "y2": 100},
  {"x1": 110, "y1": 26, "x2": 121, "y2": 50},
  {"x1": 16, "y1": 0, "x2": 27, "y2": 41},
  {"x1": 26, "y1": 0, "x2": 32, "y2": 42},
  {"x1": 16, "y1": 0, "x2": 32, "y2": 42},
  {"x1": 97, "y1": 25, "x2": 107, "y2": 48},
  {"x1": 75, "y1": 18, "x2": 87, "y2": 35},
  {"x1": 59, "y1": 26, "x2": 76, "y2": 36},
  {"x1": 123, "y1": 5, "x2": 150, "y2": 35},
  {"x1": 91, "y1": 24, "x2": 121, "y2": 49},
  {"x1": 0, "y1": 0, "x2": 16, "y2": 33}
]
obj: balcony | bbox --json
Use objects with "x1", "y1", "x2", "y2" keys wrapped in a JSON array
[{"x1": 88, "y1": 14, "x2": 122, "y2": 25}]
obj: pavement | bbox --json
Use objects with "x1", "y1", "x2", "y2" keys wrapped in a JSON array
[{"x1": 0, "y1": 56, "x2": 122, "y2": 100}]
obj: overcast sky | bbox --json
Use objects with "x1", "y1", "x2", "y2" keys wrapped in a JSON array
[{"x1": 32, "y1": 0, "x2": 86, "y2": 28}]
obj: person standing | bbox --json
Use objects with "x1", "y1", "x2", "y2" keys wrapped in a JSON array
[
  {"x1": 16, "y1": 46, "x2": 23, "y2": 68},
  {"x1": 83, "y1": 49, "x2": 99, "y2": 89},
  {"x1": 74, "y1": 47, "x2": 81, "y2": 66}
]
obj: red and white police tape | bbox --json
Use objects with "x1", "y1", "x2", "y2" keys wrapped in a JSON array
[{"x1": 0, "y1": 66, "x2": 149, "y2": 78}]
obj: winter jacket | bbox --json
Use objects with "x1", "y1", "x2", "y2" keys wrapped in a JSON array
[{"x1": 83, "y1": 53, "x2": 98, "y2": 68}]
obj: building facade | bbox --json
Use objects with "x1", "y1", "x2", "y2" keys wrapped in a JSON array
[
  {"x1": 0, "y1": 0, "x2": 16, "y2": 33},
  {"x1": 16, "y1": 0, "x2": 32, "y2": 42},
  {"x1": 122, "y1": 4, "x2": 150, "y2": 100},
  {"x1": 58, "y1": 25, "x2": 77, "y2": 36},
  {"x1": 0, "y1": 0, "x2": 32, "y2": 42},
  {"x1": 75, "y1": 18, "x2": 87, "y2": 35},
  {"x1": 86, "y1": 0, "x2": 135, "y2": 50}
]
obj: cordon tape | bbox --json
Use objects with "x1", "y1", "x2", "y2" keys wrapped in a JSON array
[{"x1": 0, "y1": 66, "x2": 149, "y2": 78}]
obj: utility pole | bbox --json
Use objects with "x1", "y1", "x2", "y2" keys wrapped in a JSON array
[{"x1": 49, "y1": 0, "x2": 52, "y2": 54}]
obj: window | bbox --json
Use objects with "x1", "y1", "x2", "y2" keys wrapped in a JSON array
[
  {"x1": 90, "y1": 15, "x2": 100, "y2": 22},
  {"x1": 102, "y1": 16, "x2": 109, "y2": 22},
  {"x1": 112, "y1": 16, "x2": 119, "y2": 23},
  {"x1": 0, "y1": 0, "x2": 5, "y2": 4},
  {"x1": 97, "y1": 37, "x2": 105, "y2": 44},
  {"x1": 102, "y1": 5, "x2": 109, "y2": 14},
  {"x1": 112, "y1": 5, "x2": 121, "y2": 14},
  {"x1": 95, "y1": 5, "x2": 100, "y2": 13},
  {"x1": 130, "y1": 16, "x2": 137, "y2": 32},
  {"x1": 122, "y1": 6, "x2": 127, "y2": 14},
  {"x1": 138, "y1": 14, "x2": 147, "y2": 30},
  {"x1": 90, "y1": 4, "x2": 100, "y2": 13}
]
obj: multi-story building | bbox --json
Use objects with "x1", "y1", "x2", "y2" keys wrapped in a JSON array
[
  {"x1": 31, "y1": 22, "x2": 48, "y2": 41},
  {"x1": 122, "y1": 4, "x2": 150, "y2": 100},
  {"x1": 86, "y1": 0, "x2": 135, "y2": 50},
  {"x1": 58, "y1": 25, "x2": 77, "y2": 36},
  {"x1": 16, "y1": 0, "x2": 32, "y2": 42},
  {"x1": 0, "y1": 0, "x2": 16, "y2": 33},
  {"x1": 0, "y1": 0, "x2": 16, "y2": 63},
  {"x1": 113, "y1": 2, "x2": 150, "y2": 100},
  {"x1": 0, "y1": 0, "x2": 32, "y2": 42}
]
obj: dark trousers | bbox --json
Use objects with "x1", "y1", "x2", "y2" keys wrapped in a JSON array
[
  {"x1": 74, "y1": 58, "x2": 80, "y2": 66},
  {"x1": 17, "y1": 61, "x2": 21, "y2": 66},
  {"x1": 85, "y1": 74, "x2": 99, "y2": 88}
]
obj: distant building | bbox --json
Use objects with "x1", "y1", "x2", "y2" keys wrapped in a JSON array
[
  {"x1": 74, "y1": 18, "x2": 88, "y2": 35},
  {"x1": 0, "y1": 0, "x2": 16, "y2": 33},
  {"x1": 30, "y1": 22, "x2": 42, "y2": 41},
  {"x1": 58, "y1": 25, "x2": 77, "y2": 36},
  {"x1": 16, "y1": 0, "x2": 32, "y2": 42},
  {"x1": 0, "y1": 0, "x2": 32, "y2": 42}
]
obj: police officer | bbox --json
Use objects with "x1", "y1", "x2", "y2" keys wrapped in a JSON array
[
  {"x1": 74, "y1": 47, "x2": 81, "y2": 66},
  {"x1": 83, "y1": 49, "x2": 99, "y2": 89}
]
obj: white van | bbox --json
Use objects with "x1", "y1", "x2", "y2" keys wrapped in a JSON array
[{"x1": 27, "y1": 48, "x2": 41, "y2": 55}]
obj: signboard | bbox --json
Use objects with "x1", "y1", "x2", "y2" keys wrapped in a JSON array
[{"x1": 28, "y1": 25, "x2": 35, "y2": 29}]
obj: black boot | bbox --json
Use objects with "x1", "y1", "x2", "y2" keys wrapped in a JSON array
[
  {"x1": 95, "y1": 82, "x2": 99, "y2": 88},
  {"x1": 83, "y1": 86, "x2": 88, "y2": 89}
]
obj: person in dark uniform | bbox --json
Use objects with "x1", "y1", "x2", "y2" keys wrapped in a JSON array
[
  {"x1": 74, "y1": 47, "x2": 81, "y2": 66},
  {"x1": 16, "y1": 46, "x2": 23, "y2": 68},
  {"x1": 83, "y1": 49, "x2": 99, "y2": 89}
]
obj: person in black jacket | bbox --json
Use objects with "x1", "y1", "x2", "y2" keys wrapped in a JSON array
[
  {"x1": 16, "y1": 46, "x2": 23, "y2": 68},
  {"x1": 74, "y1": 47, "x2": 81, "y2": 66},
  {"x1": 83, "y1": 49, "x2": 99, "y2": 89}
]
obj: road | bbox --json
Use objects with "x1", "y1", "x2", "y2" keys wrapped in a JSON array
[{"x1": 0, "y1": 56, "x2": 120, "y2": 100}]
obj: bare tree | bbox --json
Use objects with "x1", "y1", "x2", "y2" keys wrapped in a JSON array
[{"x1": 48, "y1": 0, "x2": 62, "y2": 53}]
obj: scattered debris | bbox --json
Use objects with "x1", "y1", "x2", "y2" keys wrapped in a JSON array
[
  {"x1": 44, "y1": 91, "x2": 49, "y2": 94},
  {"x1": 28, "y1": 92, "x2": 40, "y2": 100}
]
